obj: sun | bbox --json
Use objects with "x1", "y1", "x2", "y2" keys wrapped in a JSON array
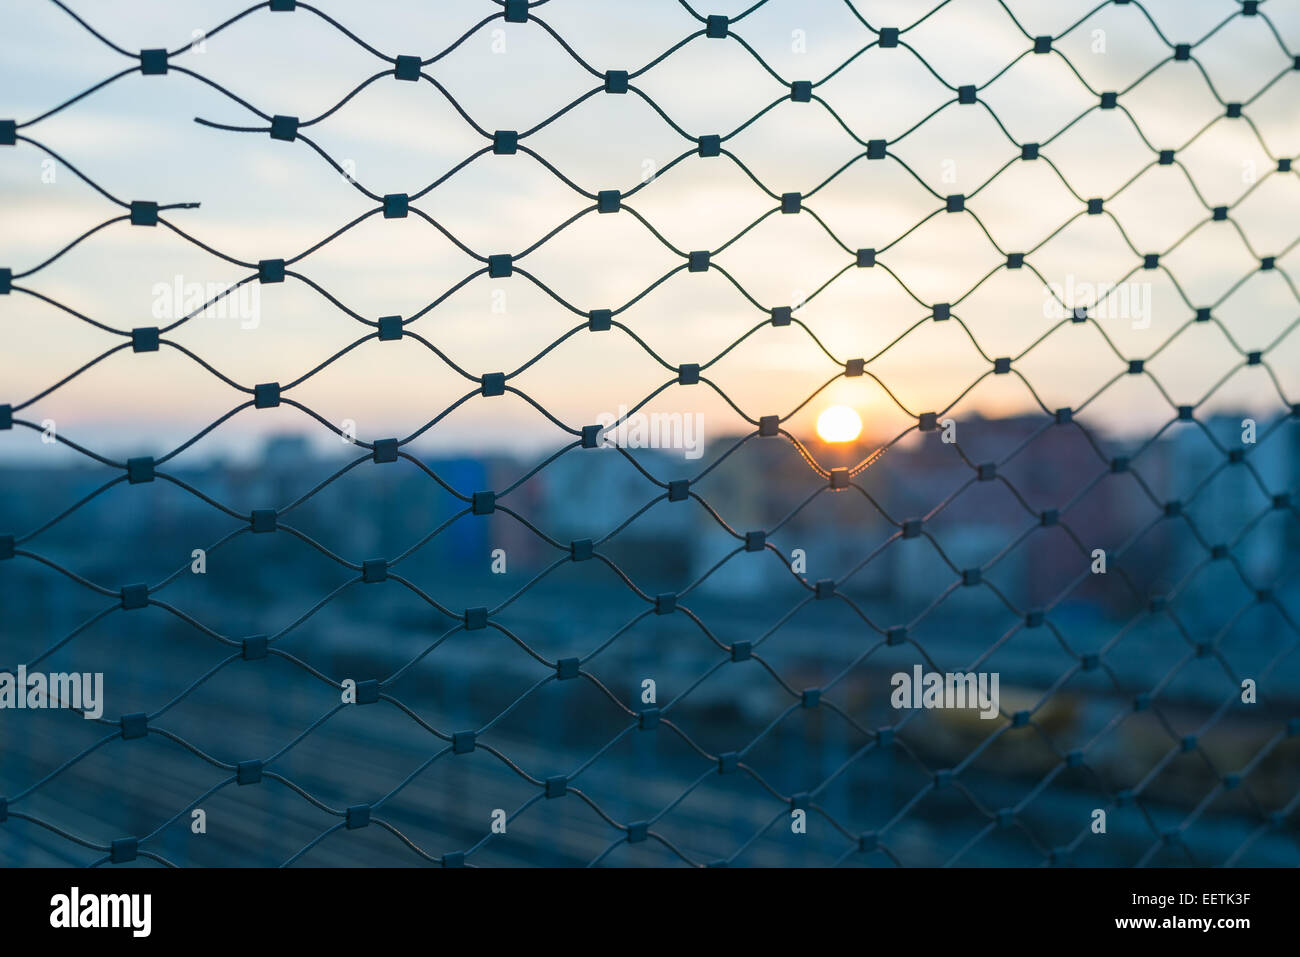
[{"x1": 816, "y1": 405, "x2": 862, "y2": 443}]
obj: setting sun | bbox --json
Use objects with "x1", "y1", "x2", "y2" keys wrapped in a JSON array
[{"x1": 816, "y1": 405, "x2": 863, "y2": 443}]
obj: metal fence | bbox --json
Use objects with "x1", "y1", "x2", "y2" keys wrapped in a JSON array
[{"x1": 1, "y1": 0, "x2": 1298, "y2": 867}]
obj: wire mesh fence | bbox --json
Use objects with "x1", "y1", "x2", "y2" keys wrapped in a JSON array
[{"x1": 1, "y1": 0, "x2": 1298, "y2": 867}]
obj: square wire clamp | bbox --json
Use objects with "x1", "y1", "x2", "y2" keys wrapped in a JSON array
[
  {"x1": 120, "y1": 712, "x2": 148, "y2": 738},
  {"x1": 698, "y1": 135, "x2": 721, "y2": 157},
  {"x1": 383, "y1": 193, "x2": 409, "y2": 218},
  {"x1": 0, "y1": 121, "x2": 16, "y2": 146},
  {"x1": 604, "y1": 70, "x2": 629, "y2": 94},
  {"x1": 378, "y1": 315, "x2": 403, "y2": 341},
  {"x1": 120, "y1": 585, "x2": 149, "y2": 611},
  {"x1": 706, "y1": 15, "x2": 728, "y2": 38},
  {"x1": 270, "y1": 114, "x2": 299, "y2": 141},
  {"x1": 129, "y1": 201, "x2": 158, "y2": 226},
  {"x1": 254, "y1": 382, "x2": 281, "y2": 408},
  {"x1": 494, "y1": 130, "x2": 518, "y2": 155},
  {"x1": 394, "y1": 55, "x2": 421, "y2": 81},
  {"x1": 597, "y1": 189, "x2": 621, "y2": 213},
  {"x1": 127, "y1": 457, "x2": 155, "y2": 484},
  {"x1": 140, "y1": 49, "x2": 168, "y2": 75},
  {"x1": 131, "y1": 327, "x2": 159, "y2": 352},
  {"x1": 258, "y1": 259, "x2": 285, "y2": 283},
  {"x1": 251, "y1": 508, "x2": 277, "y2": 533}
]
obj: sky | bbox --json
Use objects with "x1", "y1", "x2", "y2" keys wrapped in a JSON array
[{"x1": 1, "y1": 0, "x2": 1298, "y2": 466}]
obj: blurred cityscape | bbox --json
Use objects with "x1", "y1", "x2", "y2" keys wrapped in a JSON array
[{"x1": 1, "y1": 408, "x2": 1298, "y2": 866}]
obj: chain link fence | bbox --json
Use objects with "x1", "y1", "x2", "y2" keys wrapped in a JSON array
[{"x1": 1, "y1": 0, "x2": 1298, "y2": 867}]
